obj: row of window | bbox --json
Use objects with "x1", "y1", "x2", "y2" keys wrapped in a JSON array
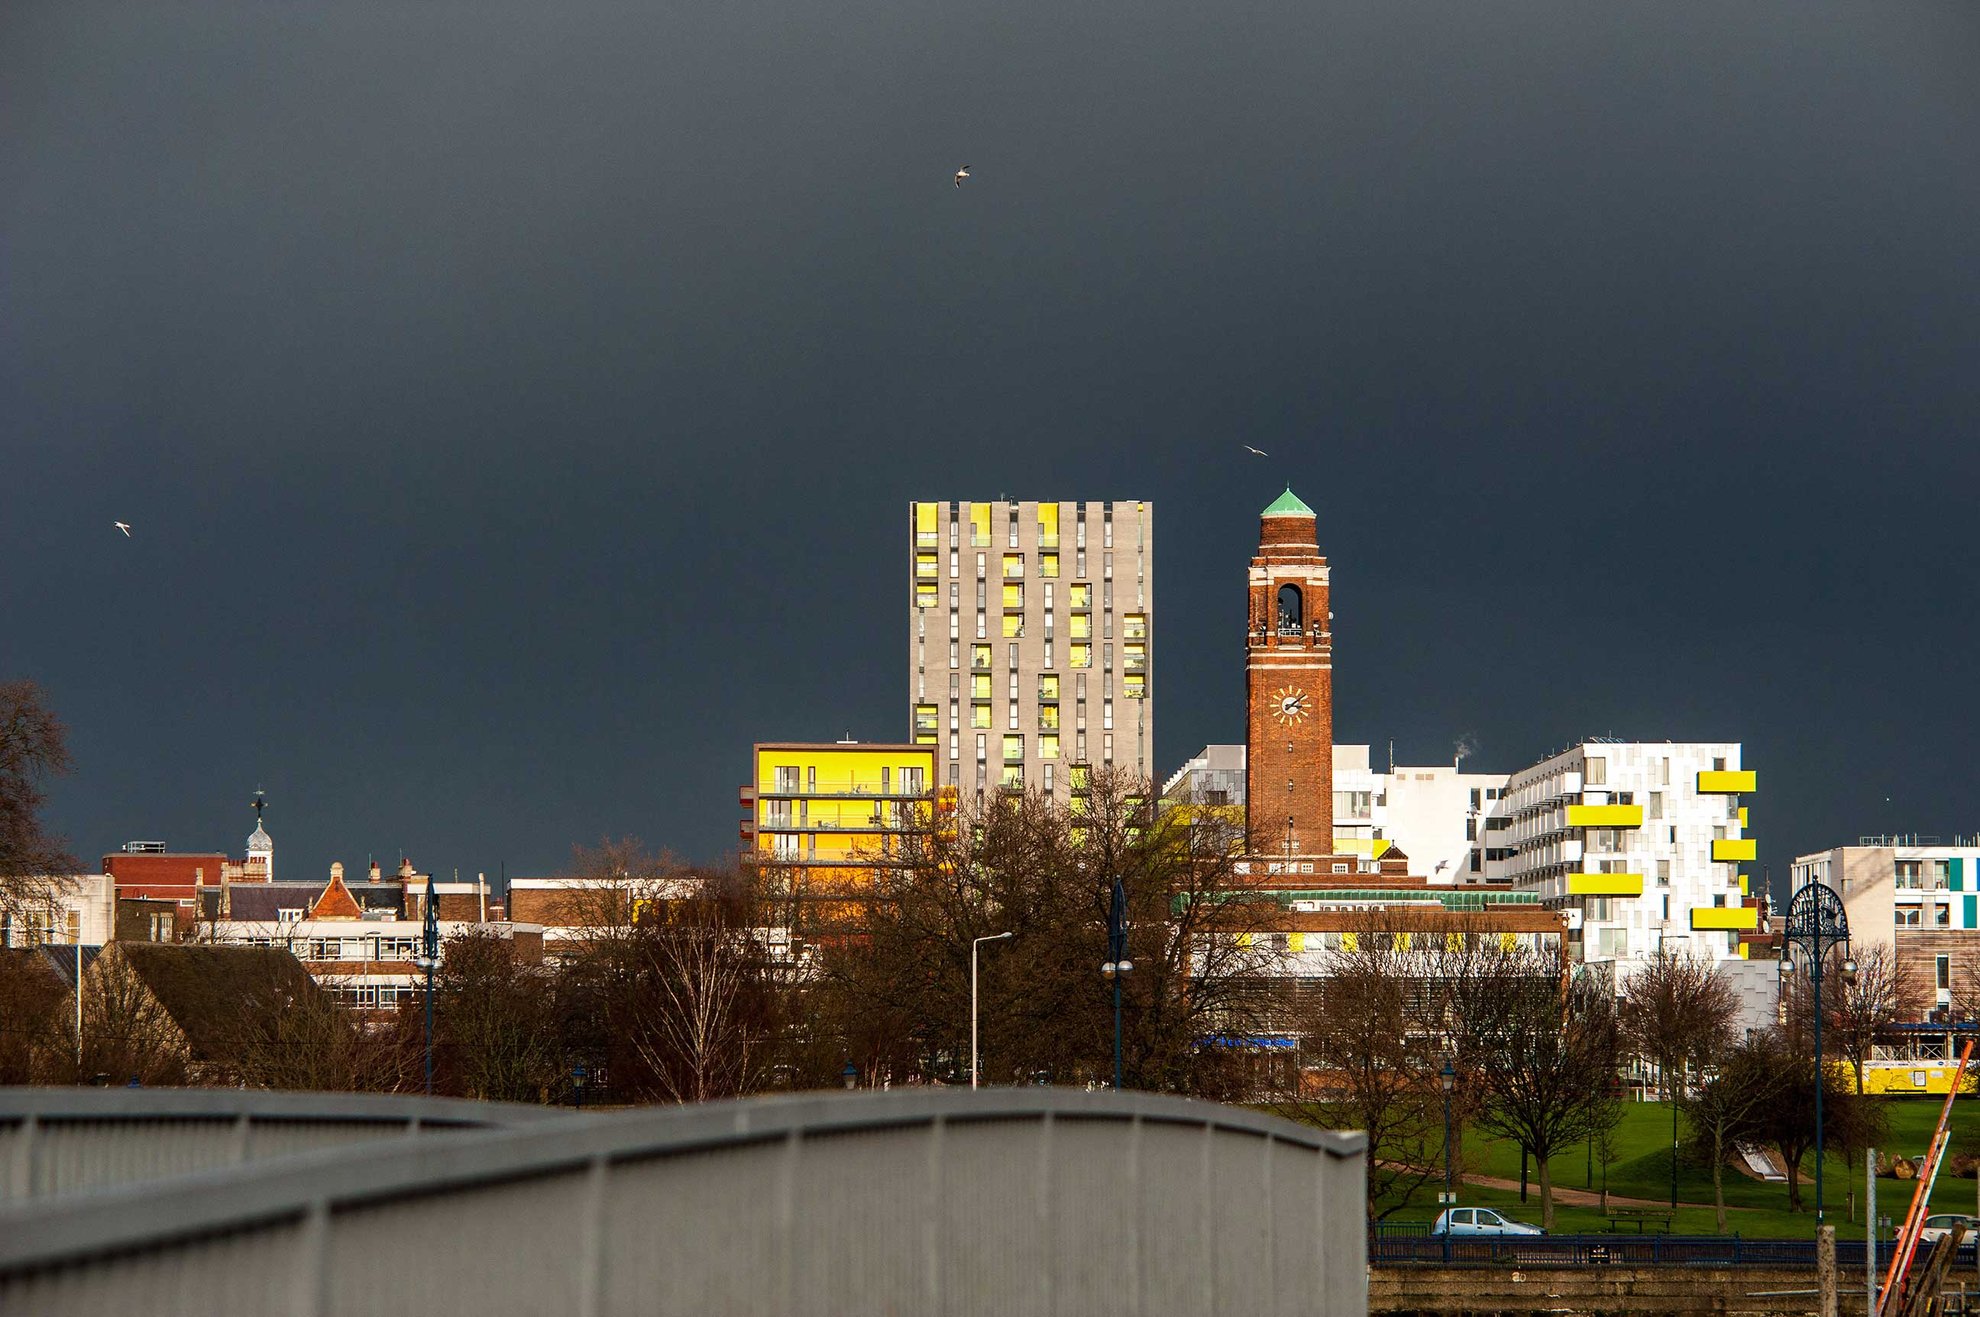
[{"x1": 913, "y1": 502, "x2": 1138, "y2": 552}]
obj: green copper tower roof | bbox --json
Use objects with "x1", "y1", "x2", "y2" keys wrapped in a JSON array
[{"x1": 1261, "y1": 487, "x2": 1314, "y2": 517}]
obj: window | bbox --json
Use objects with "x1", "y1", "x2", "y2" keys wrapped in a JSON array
[
  {"x1": 1123, "y1": 613, "x2": 1146, "y2": 639},
  {"x1": 1039, "y1": 704, "x2": 1059, "y2": 729},
  {"x1": 975, "y1": 734, "x2": 987, "y2": 762},
  {"x1": 972, "y1": 644, "x2": 992, "y2": 669},
  {"x1": 1123, "y1": 673, "x2": 1146, "y2": 699},
  {"x1": 913, "y1": 704, "x2": 938, "y2": 736},
  {"x1": 1939, "y1": 955, "x2": 1952, "y2": 991},
  {"x1": 1071, "y1": 643, "x2": 1091, "y2": 668},
  {"x1": 1656, "y1": 860, "x2": 1670, "y2": 886},
  {"x1": 1008, "y1": 643, "x2": 1019, "y2": 671},
  {"x1": 1001, "y1": 765, "x2": 1024, "y2": 790},
  {"x1": 1276, "y1": 584, "x2": 1302, "y2": 633},
  {"x1": 948, "y1": 642, "x2": 958, "y2": 669},
  {"x1": 1041, "y1": 553, "x2": 1059, "y2": 578},
  {"x1": 1896, "y1": 908, "x2": 1921, "y2": 927},
  {"x1": 1040, "y1": 734, "x2": 1059, "y2": 760},
  {"x1": 1003, "y1": 735, "x2": 1024, "y2": 762},
  {"x1": 1649, "y1": 792, "x2": 1663, "y2": 820},
  {"x1": 1897, "y1": 861, "x2": 1923, "y2": 890},
  {"x1": 971, "y1": 674, "x2": 992, "y2": 699},
  {"x1": 1069, "y1": 583, "x2": 1090, "y2": 609},
  {"x1": 901, "y1": 766, "x2": 925, "y2": 795},
  {"x1": 916, "y1": 582, "x2": 936, "y2": 608},
  {"x1": 971, "y1": 703, "x2": 991, "y2": 729},
  {"x1": 1039, "y1": 673, "x2": 1060, "y2": 700},
  {"x1": 1043, "y1": 763, "x2": 1054, "y2": 793},
  {"x1": 1069, "y1": 612, "x2": 1090, "y2": 639},
  {"x1": 1002, "y1": 613, "x2": 1023, "y2": 638},
  {"x1": 1937, "y1": 903, "x2": 1952, "y2": 928},
  {"x1": 1584, "y1": 757, "x2": 1607, "y2": 786},
  {"x1": 1043, "y1": 640, "x2": 1053, "y2": 667},
  {"x1": 1103, "y1": 701, "x2": 1114, "y2": 730},
  {"x1": 1003, "y1": 583, "x2": 1023, "y2": 609},
  {"x1": 970, "y1": 505, "x2": 991, "y2": 547},
  {"x1": 1122, "y1": 642, "x2": 1146, "y2": 671},
  {"x1": 1657, "y1": 758, "x2": 1670, "y2": 786},
  {"x1": 775, "y1": 766, "x2": 801, "y2": 792},
  {"x1": 916, "y1": 553, "x2": 938, "y2": 578}
]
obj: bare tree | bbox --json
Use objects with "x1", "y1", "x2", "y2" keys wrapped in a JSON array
[
  {"x1": 1824, "y1": 944, "x2": 1925, "y2": 1094},
  {"x1": 1275, "y1": 911, "x2": 1470, "y2": 1218},
  {"x1": 1450, "y1": 952, "x2": 1623, "y2": 1229},
  {"x1": 0, "y1": 681, "x2": 79, "y2": 929},
  {"x1": 430, "y1": 928, "x2": 560, "y2": 1101},
  {"x1": 1619, "y1": 946, "x2": 1739, "y2": 1101},
  {"x1": 1679, "y1": 1033, "x2": 1788, "y2": 1231}
]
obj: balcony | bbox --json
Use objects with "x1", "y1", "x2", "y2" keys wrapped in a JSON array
[
  {"x1": 757, "y1": 780, "x2": 933, "y2": 800},
  {"x1": 1566, "y1": 804, "x2": 1643, "y2": 828},
  {"x1": 1691, "y1": 905, "x2": 1759, "y2": 931},
  {"x1": 1697, "y1": 770, "x2": 1757, "y2": 793},
  {"x1": 1712, "y1": 838, "x2": 1757, "y2": 863},
  {"x1": 1567, "y1": 873, "x2": 1644, "y2": 897}
]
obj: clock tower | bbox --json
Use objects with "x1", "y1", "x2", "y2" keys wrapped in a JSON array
[{"x1": 1245, "y1": 488, "x2": 1334, "y2": 860}]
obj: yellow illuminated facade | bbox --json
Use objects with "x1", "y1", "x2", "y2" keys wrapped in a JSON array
[{"x1": 742, "y1": 742, "x2": 939, "y2": 885}]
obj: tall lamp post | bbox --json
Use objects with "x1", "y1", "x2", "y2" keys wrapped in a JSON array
[
  {"x1": 1440, "y1": 1057, "x2": 1457, "y2": 1205},
  {"x1": 414, "y1": 874, "x2": 441, "y2": 1096},
  {"x1": 1101, "y1": 877, "x2": 1133, "y2": 1091},
  {"x1": 971, "y1": 931, "x2": 1013, "y2": 1090},
  {"x1": 1780, "y1": 880, "x2": 1855, "y2": 1225}
]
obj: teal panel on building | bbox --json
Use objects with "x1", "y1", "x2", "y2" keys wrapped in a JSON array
[
  {"x1": 1955, "y1": 858, "x2": 1966, "y2": 892},
  {"x1": 1965, "y1": 894, "x2": 1975, "y2": 928}
]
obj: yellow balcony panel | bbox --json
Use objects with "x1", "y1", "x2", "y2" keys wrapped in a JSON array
[
  {"x1": 1566, "y1": 804, "x2": 1644, "y2": 827},
  {"x1": 1568, "y1": 873, "x2": 1644, "y2": 897},
  {"x1": 1738, "y1": 806, "x2": 1749, "y2": 827},
  {"x1": 1332, "y1": 837, "x2": 1392, "y2": 859},
  {"x1": 1691, "y1": 906, "x2": 1759, "y2": 931},
  {"x1": 1697, "y1": 770, "x2": 1757, "y2": 793},
  {"x1": 1712, "y1": 838, "x2": 1757, "y2": 862}
]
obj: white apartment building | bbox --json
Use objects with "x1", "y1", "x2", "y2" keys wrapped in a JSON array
[
  {"x1": 0, "y1": 875, "x2": 115, "y2": 947},
  {"x1": 1487, "y1": 741, "x2": 1758, "y2": 967},
  {"x1": 1160, "y1": 744, "x2": 1506, "y2": 883},
  {"x1": 910, "y1": 500, "x2": 1152, "y2": 802},
  {"x1": 1792, "y1": 837, "x2": 1980, "y2": 1016}
]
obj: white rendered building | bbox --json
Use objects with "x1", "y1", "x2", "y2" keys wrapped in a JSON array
[
  {"x1": 1487, "y1": 741, "x2": 1758, "y2": 967},
  {"x1": 1792, "y1": 837, "x2": 1980, "y2": 1016}
]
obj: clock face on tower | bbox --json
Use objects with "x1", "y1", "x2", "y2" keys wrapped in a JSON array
[{"x1": 1272, "y1": 685, "x2": 1309, "y2": 724}]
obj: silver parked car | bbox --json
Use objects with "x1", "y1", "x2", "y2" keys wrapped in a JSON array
[
  {"x1": 1919, "y1": 1214, "x2": 1978, "y2": 1243},
  {"x1": 1429, "y1": 1207, "x2": 1544, "y2": 1237}
]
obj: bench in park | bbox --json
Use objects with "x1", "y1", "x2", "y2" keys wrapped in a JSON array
[{"x1": 1605, "y1": 1207, "x2": 1675, "y2": 1234}]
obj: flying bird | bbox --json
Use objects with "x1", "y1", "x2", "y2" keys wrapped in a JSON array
[
  {"x1": 953, "y1": 166, "x2": 971, "y2": 188},
  {"x1": 1243, "y1": 445, "x2": 1268, "y2": 457},
  {"x1": 113, "y1": 522, "x2": 131, "y2": 537}
]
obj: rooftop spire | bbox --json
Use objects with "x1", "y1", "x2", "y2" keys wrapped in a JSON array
[{"x1": 1261, "y1": 487, "x2": 1315, "y2": 517}]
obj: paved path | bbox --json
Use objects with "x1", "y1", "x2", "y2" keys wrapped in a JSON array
[{"x1": 1461, "y1": 1173, "x2": 1751, "y2": 1212}]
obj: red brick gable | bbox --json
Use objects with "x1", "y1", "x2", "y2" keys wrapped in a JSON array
[{"x1": 309, "y1": 871, "x2": 365, "y2": 920}]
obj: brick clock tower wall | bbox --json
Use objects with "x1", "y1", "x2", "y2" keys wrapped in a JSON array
[{"x1": 1244, "y1": 489, "x2": 1334, "y2": 858}]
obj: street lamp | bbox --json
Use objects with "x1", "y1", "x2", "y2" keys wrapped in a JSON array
[
  {"x1": 1440, "y1": 1057, "x2": 1457, "y2": 1206},
  {"x1": 842, "y1": 1061, "x2": 859, "y2": 1090},
  {"x1": 971, "y1": 931, "x2": 1014, "y2": 1090},
  {"x1": 1780, "y1": 881, "x2": 1853, "y2": 1225},
  {"x1": 1102, "y1": 877, "x2": 1132, "y2": 1091},
  {"x1": 414, "y1": 874, "x2": 441, "y2": 1096},
  {"x1": 571, "y1": 1062, "x2": 588, "y2": 1111}
]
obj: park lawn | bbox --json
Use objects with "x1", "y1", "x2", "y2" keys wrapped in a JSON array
[{"x1": 1372, "y1": 1097, "x2": 1980, "y2": 1238}]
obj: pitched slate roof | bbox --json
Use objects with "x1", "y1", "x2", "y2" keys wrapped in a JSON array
[{"x1": 109, "y1": 943, "x2": 324, "y2": 1060}]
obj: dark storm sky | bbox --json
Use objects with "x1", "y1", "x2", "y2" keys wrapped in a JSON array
[{"x1": 5, "y1": 1, "x2": 1977, "y2": 891}]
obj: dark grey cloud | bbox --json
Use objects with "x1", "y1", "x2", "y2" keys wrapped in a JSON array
[{"x1": 4, "y1": 0, "x2": 1977, "y2": 889}]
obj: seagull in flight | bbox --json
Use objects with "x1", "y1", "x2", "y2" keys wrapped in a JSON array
[
  {"x1": 1242, "y1": 445, "x2": 1268, "y2": 457},
  {"x1": 113, "y1": 522, "x2": 132, "y2": 537},
  {"x1": 953, "y1": 166, "x2": 971, "y2": 188}
]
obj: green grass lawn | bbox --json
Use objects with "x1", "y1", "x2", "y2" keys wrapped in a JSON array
[{"x1": 1375, "y1": 1098, "x2": 1980, "y2": 1238}]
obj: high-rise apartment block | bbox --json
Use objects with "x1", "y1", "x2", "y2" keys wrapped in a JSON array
[
  {"x1": 909, "y1": 500, "x2": 1153, "y2": 800},
  {"x1": 1793, "y1": 837, "x2": 1980, "y2": 1016},
  {"x1": 1486, "y1": 742, "x2": 1759, "y2": 966}
]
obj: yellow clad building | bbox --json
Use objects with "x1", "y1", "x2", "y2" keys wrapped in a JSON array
[{"x1": 740, "y1": 742, "x2": 940, "y2": 889}]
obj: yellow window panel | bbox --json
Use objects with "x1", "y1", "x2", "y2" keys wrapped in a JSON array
[
  {"x1": 1038, "y1": 503, "x2": 1059, "y2": 546},
  {"x1": 914, "y1": 502, "x2": 938, "y2": 544},
  {"x1": 1003, "y1": 735, "x2": 1024, "y2": 760},
  {"x1": 1070, "y1": 644, "x2": 1091, "y2": 668},
  {"x1": 913, "y1": 705, "x2": 938, "y2": 733},
  {"x1": 1041, "y1": 553, "x2": 1059, "y2": 578},
  {"x1": 1040, "y1": 735, "x2": 1059, "y2": 760},
  {"x1": 1002, "y1": 613, "x2": 1023, "y2": 637},
  {"x1": 1288, "y1": 932, "x2": 1305, "y2": 953},
  {"x1": 969, "y1": 504, "x2": 991, "y2": 546},
  {"x1": 972, "y1": 644, "x2": 992, "y2": 668},
  {"x1": 1003, "y1": 554, "x2": 1023, "y2": 578},
  {"x1": 1039, "y1": 705, "x2": 1060, "y2": 729},
  {"x1": 1070, "y1": 614, "x2": 1090, "y2": 638},
  {"x1": 971, "y1": 704, "x2": 991, "y2": 729},
  {"x1": 1341, "y1": 932, "x2": 1357, "y2": 953},
  {"x1": 1001, "y1": 766, "x2": 1024, "y2": 789},
  {"x1": 971, "y1": 675, "x2": 992, "y2": 698},
  {"x1": 1003, "y1": 583, "x2": 1023, "y2": 609},
  {"x1": 915, "y1": 583, "x2": 937, "y2": 608},
  {"x1": 1070, "y1": 584, "x2": 1090, "y2": 608},
  {"x1": 1123, "y1": 614, "x2": 1147, "y2": 639},
  {"x1": 1124, "y1": 675, "x2": 1147, "y2": 699},
  {"x1": 1039, "y1": 674, "x2": 1060, "y2": 699},
  {"x1": 916, "y1": 554, "x2": 938, "y2": 578},
  {"x1": 1697, "y1": 770, "x2": 1757, "y2": 793}
]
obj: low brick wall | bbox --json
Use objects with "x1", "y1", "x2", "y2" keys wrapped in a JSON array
[{"x1": 1371, "y1": 1266, "x2": 1865, "y2": 1317}]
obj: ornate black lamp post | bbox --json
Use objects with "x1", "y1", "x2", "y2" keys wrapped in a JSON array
[
  {"x1": 1440, "y1": 1057, "x2": 1457, "y2": 1206},
  {"x1": 415, "y1": 874, "x2": 441, "y2": 1096},
  {"x1": 1101, "y1": 877, "x2": 1132, "y2": 1090},
  {"x1": 1780, "y1": 881, "x2": 1856, "y2": 1224}
]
